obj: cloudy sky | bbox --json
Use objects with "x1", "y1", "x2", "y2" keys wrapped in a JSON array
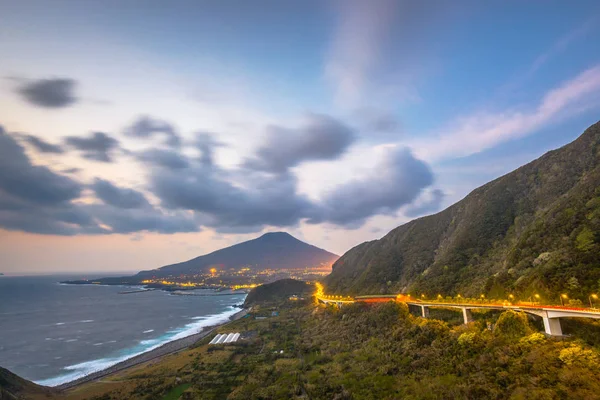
[{"x1": 1, "y1": 0, "x2": 600, "y2": 274}]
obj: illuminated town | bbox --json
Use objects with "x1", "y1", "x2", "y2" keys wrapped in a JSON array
[{"x1": 138, "y1": 265, "x2": 332, "y2": 292}]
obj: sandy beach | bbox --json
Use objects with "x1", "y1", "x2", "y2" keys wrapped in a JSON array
[{"x1": 57, "y1": 309, "x2": 248, "y2": 391}]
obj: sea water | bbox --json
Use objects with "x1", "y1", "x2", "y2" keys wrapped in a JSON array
[{"x1": 0, "y1": 275, "x2": 246, "y2": 386}]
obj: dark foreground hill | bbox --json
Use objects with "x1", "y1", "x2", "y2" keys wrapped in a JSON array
[
  {"x1": 0, "y1": 366, "x2": 56, "y2": 399},
  {"x1": 325, "y1": 121, "x2": 600, "y2": 301},
  {"x1": 244, "y1": 279, "x2": 313, "y2": 307},
  {"x1": 133, "y1": 232, "x2": 338, "y2": 280}
]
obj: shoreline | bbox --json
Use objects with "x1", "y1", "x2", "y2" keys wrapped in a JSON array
[{"x1": 56, "y1": 308, "x2": 248, "y2": 391}]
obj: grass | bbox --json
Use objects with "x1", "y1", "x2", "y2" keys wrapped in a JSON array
[{"x1": 161, "y1": 383, "x2": 190, "y2": 400}]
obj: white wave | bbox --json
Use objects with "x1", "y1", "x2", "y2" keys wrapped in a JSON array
[
  {"x1": 79, "y1": 320, "x2": 94, "y2": 323},
  {"x1": 35, "y1": 303, "x2": 245, "y2": 387},
  {"x1": 143, "y1": 329, "x2": 154, "y2": 333},
  {"x1": 65, "y1": 339, "x2": 78, "y2": 343},
  {"x1": 55, "y1": 322, "x2": 65, "y2": 326},
  {"x1": 93, "y1": 343, "x2": 103, "y2": 346}
]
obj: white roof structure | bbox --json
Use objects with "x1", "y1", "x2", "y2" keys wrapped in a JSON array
[
  {"x1": 223, "y1": 333, "x2": 236, "y2": 343},
  {"x1": 209, "y1": 332, "x2": 242, "y2": 344},
  {"x1": 209, "y1": 334, "x2": 224, "y2": 344},
  {"x1": 215, "y1": 334, "x2": 228, "y2": 344}
]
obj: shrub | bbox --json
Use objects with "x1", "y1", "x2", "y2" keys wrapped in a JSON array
[{"x1": 493, "y1": 310, "x2": 532, "y2": 340}]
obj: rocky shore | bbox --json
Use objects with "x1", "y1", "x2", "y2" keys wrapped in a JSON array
[{"x1": 57, "y1": 309, "x2": 248, "y2": 391}]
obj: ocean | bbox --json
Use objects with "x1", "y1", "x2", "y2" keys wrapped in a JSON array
[{"x1": 0, "y1": 275, "x2": 246, "y2": 387}]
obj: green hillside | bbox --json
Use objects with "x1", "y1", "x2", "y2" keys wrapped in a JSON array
[{"x1": 325, "y1": 121, "x2": 600, "y2": 303}]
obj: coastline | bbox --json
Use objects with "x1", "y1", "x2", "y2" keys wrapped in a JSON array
[{"x1": 56, "y1": 308, "x2": 248, "y2": 391}]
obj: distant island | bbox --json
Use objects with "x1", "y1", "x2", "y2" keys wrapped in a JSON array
[{"x1": 62, "y1": 232, "x2": 338, "y2": 291}]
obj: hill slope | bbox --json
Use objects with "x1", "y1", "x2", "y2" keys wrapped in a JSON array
[
  {"x1": 243, "y1": 279, "x2": 313, "y2": 307},
  {"x1": 0, "y1": 366, "x2": 57, "y2": 399},
  {"x1": 325, "y1": 121, "x2": 600, "y2": 301},
  {"x1": 135, "y1": 232, "x2": 338, "y2": 279}
]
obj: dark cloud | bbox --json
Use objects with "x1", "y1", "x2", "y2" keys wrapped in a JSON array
[
  {"x1": 245, "y1": 114, "x2": 355, "y2": 173},
  {"x1": 22, "y1": 134, "x2": 65, "y2": 154},
  {"x1": 0, "y1": 126, "x2": 92, "y2": 235},
  {"x1": 0, "y1": 127, "x2": 82, "y2": 205},
  {"x1": 403, "y1": 188, "x2": 445, "y2": 217},
  {"x1": 91, "y1": 178, "x2": 151, "y2": 209},
  {"x1": 124, "y1": 116, "x2": 181, "y2": 148},
  {"x1": 152, "y1": 166, "x2": 314, "y2": 230},
  {"x1": 150, "y1": 144, "x2": 434, "y2": 231},
  {"x1": 137, "y1": 149, "x2": 190, "y2": 169},
  {"x1": 195, "y1": 133, "x2": 225, "y2": 166},
  {"x1": 0, "y1": 126, "x2": 199, "y2": 236},
  {"x1": 17, "y1": 78, "x2": 77, "y2": 108},
  {"x1": 309, "y1": 147, "x2": 433, "y2": 226},
  {"x1": 65, "y1": 132, "x2": 120, "y2": 162},
  {"x1": 80, "y1": 204, "x2": 199, "y2": 234}
]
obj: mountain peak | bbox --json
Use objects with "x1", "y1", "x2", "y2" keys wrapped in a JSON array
[
  {"x1": 258, "y1": 231, "x2": 295, "y2": 240},
  {"x1": 133, "y1": 231, "x2": 338, "y2": 279}
]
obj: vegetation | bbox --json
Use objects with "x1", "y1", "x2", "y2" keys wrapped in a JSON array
[
  {"x1": 0, "y1": 366, "x2": 57, "y2": 400},
  {"x1": 243, "y1": 279, "x2": 313, "y2": 307},
  {"x1": 45, "y1": 300, "x2": 600, "y2": 400},
  {"x1": 326, "y1": 122, "x2": 600, "y2": 302}
]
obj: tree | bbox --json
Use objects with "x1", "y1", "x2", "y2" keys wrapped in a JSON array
[{"x1": 567, "y1": 277, "x2": 580, "y2": 291}]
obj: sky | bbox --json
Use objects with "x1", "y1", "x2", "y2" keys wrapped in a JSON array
[{"x1": 1, "y1": 0, "x2": 600, "y2": 275}]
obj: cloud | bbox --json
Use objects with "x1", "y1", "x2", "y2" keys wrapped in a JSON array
[
  {"x1": 81, "y1": 204, "x2": 199, "y2": 234},
  {"x1": 152, "y1": 166, "x2": 315, "y2": 231},
  {"x1": 21, "y1": 134, "x2": 65, "y2": 154},
  {"x1": 357, "y1": 108, "x2": 401, "y2": 133},
  {"x1": 245, "y1": 114, "x2": 355, "y2": 173},
  {"x1": 0, "y1": 127, "x2": 82, "y2": 205},
  {"x1": 326, "y1": 0, "x2": 398, "y2": 108},
  {"x1": 151, "y1": 142, "x2": 434, "y2": 231},
  {"x1": 137, "y1": 149, "x2": 190, "y2": 169},
  {"x1": 17, "y1": 78, "x2": 77, "y2": 108},
  {"x1": 195, "y1": 133, "x2": 225, "y2": 167},
  {"x1": 65, "y1": 132, "x2": 120, "y2": 162},
  {"x1": 403, "y1": 188, "x2": 445, "y2": 218},
  {"x1": 0, "y1": 126, "x2": 199, "y2": 236},
  {"x1": 311, "y1": 147, "x2": 433, "y2": 226},
  {"x1": 414, "y1": 65, "x2": 600, "y2": 161},
  {"x1": 0, "y1": 126, "x2": 93, "y2": 235},
  {"x1": 91, "y1": 178, "x2": 151, "y2": 209},
  {"x1": 124, "y1": 116, "x2": 181, "y2": 148}
]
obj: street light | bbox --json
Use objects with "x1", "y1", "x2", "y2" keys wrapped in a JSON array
[
  {"x1": 560, "y1": 294, "x2": 568, "y2": 306},
  {"x1": 421, "y1": 294, "x2": 426, "y2": 299},
  {"x1": 589, "y1": 294, "x2": 598, "y2": 308}
]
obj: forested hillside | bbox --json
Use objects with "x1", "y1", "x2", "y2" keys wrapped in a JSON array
[{"x1": 326, "y1": 122, "x2": 600, "y2": 302}]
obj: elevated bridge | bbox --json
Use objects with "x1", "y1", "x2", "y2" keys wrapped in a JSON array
[{"x1": 316, "y1": 295, "x2": 600, "y2": 336}]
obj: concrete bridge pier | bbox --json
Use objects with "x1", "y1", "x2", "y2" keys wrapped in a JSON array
[
  {"x1": 542, "y1": 314, "x2": 562, "y2": 336},
  {"x1": 420, "y1": 305, "x2": 430, "y2": 318},
  {"x1": 462, "y1": 307, "x2": 474, "y2": 324}
]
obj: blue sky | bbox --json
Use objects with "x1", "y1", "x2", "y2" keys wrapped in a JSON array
[{"x1": 0, "y1": 0, "x2": 599, "y2": 274}]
